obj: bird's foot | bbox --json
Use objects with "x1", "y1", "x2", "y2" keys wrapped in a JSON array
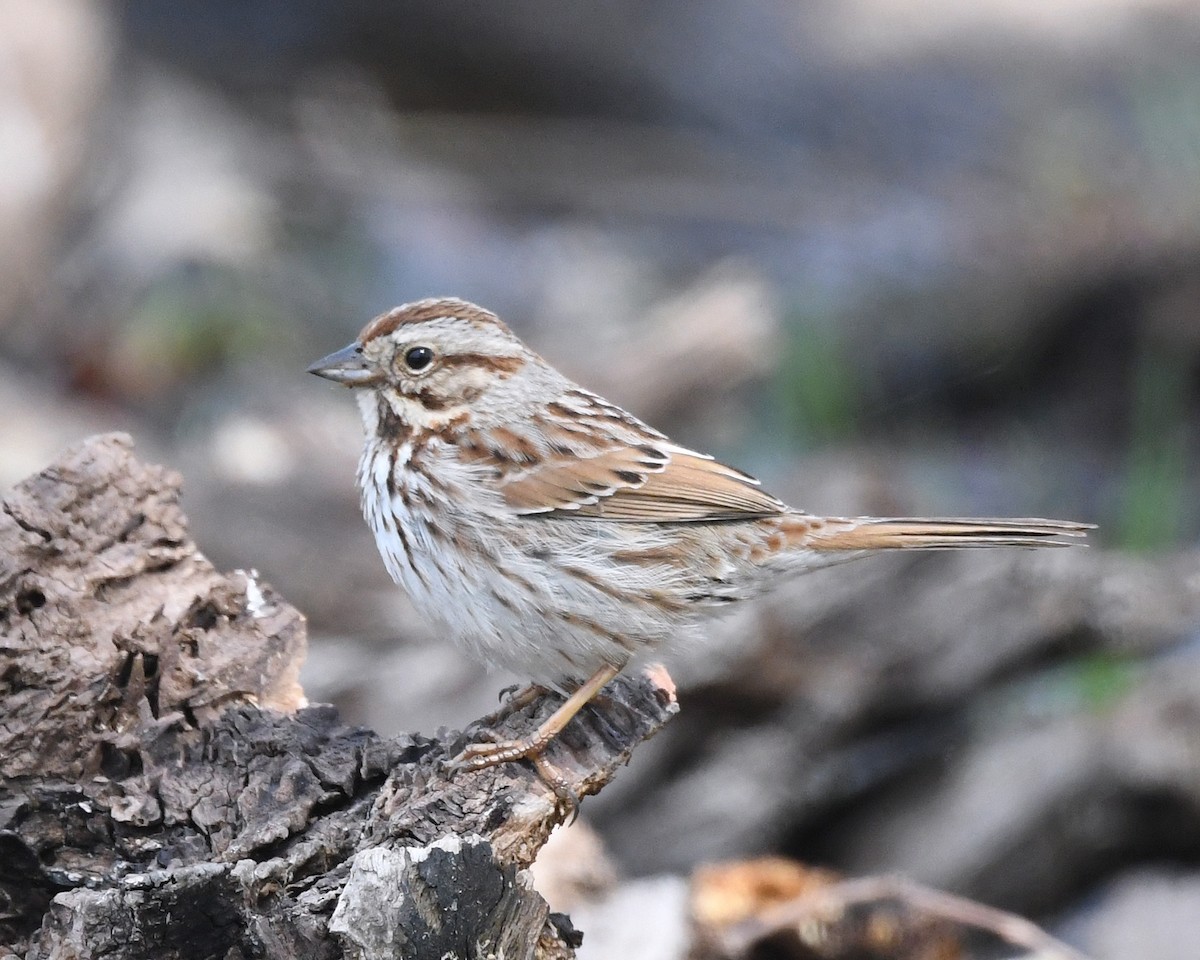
[
  {"x1": 451, "y1": 734, "x2": 580, "y2": 821},
  {"x1": 450, "y1": 665, "x2": 621, "y2": 823}
]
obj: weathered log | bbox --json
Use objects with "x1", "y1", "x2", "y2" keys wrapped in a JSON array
[{"x1": 0, "y1": 433, "x2": 678, "y2": 959}]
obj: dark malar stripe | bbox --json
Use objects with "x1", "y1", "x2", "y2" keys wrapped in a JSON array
[{"x1": 376, "y1": 397, "x2": 412, "y2": 444}]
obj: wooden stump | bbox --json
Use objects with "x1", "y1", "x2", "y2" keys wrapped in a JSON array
[{"x1": 0, "y1": 433, "x2": 678, "y2": 959}]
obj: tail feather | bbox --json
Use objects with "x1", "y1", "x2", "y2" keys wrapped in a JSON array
[{"x1": 794, "y1": 516, "x2": 1094, "y2": 552}]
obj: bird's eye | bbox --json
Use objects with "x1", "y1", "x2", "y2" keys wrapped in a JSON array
[{"x1": 404, "y1": 346, "x2": 434, "y2": 371}]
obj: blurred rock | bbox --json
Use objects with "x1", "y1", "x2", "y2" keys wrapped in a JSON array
[
  {"x1": 593, "y1": 548, "x2": 1200, "y2": 879},
  {"x1": 569, "y1": 875, "x2": 691, "y2": 960},
  {"x1": 1059, "y1": 868, "x2": 1200, "y2": 960},
  {"x1": 831, "y1": 650, "x2": 1200, "y2": 914}
]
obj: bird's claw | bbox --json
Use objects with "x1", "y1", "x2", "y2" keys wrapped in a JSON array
[
  {"x1": 496, "y1": 682, "x2": 522, "y2": 703},
  {"x1": 480, "y1": 683, "x2": 547, "y2": 727},
  {"x1": 450, "y1": 738, "x2": 581, "y2": 822}
]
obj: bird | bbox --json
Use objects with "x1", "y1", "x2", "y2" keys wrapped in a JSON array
[{"x1": 308, "y1": 297, "x2": 1090, "y2": 792}]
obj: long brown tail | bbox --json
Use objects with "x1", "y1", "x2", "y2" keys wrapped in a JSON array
[{"x1": 791, "y1": 516, "x2": 1093, "y2": 552}]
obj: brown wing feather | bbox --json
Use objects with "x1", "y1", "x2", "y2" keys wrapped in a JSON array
[
  {"x1": 568, "y1": 448, "x2": 786, "y2": 521},
  {"x1": 463, "y1": 389, "x2": 786, "y2": 522},
  {"x1": 499, "y1": 447, "x2": 642, "y2": 514}
]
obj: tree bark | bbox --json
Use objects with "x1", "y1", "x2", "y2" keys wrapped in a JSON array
[{"x1": 0, "y1": 433, "x2": 678, "y2": 959}]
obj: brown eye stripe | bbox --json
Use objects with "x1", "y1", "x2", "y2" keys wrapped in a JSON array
[{"x1": 436, "y1": 353, "x2": 525, "y2": 376}]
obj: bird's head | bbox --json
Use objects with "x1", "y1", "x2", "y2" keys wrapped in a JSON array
[{"x1": 309, "y1": 298, "x2": 549, "y2": 431}]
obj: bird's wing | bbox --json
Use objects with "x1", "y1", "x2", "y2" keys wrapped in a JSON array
[{"x1": 463, "y1": 389, "x2": 787, "y2": 522}]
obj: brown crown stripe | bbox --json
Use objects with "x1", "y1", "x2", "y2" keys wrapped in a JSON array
[{"x1": 359, "y1": 297, "x2": 508, "y2": 342}]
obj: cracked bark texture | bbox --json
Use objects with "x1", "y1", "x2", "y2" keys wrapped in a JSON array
[{"x1": 0, "y1": 433, "x2": 677, "y2": 959}]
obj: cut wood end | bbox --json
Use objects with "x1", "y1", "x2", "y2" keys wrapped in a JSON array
[{"x1": 643, "y1": 661, "x2": 679, "y2": 701}]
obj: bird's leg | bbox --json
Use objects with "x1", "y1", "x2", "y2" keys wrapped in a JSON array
[{"x1": 453, "y1": 663, "x2": 620, "y2": 784}]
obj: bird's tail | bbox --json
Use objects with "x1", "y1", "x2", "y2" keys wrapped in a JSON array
[{"x1": 785, "y1": 515, "x2": 1093, "y2": 552}]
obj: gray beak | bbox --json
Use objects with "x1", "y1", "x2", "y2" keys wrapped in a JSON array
[{"x1": 307, "y1": 343, "x2": 381, "y2": 387}]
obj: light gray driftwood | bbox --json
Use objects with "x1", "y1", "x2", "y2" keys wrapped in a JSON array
[{"x1": 0, "y1": 433, "x2": 678, "y2": 959}]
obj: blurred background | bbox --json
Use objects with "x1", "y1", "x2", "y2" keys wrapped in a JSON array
[{"x1": 2, "y1": 1, "x2": 1200, "y2": 957}]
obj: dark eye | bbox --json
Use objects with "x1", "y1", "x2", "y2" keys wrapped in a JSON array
[{"x1": 404, "y1": 346, "x2": 434, "y2": 371}]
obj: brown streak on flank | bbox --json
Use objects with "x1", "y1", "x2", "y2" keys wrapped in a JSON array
[
  {"x1": 560, "y1": 564, "x2": 625, "y2": 601},
  {"x1": 562, "y1": 562, "x2": 688, "y2": 614},
  {"x1": 490, "y1": 588, "x2": 516, "y2": 612},
  {"x1": 557, "y1": 610, "x2": 633, "y2": 650},
  {"x1": 557, "y1": 646, "x2": 584, "y2": 673},
  {"x1": 359, "y1": 297, "x2": 508, "y2": 342},
  {"x1": 501, "y1": 565, "x2": 542, "y2": 598},
  {"x1": 611, "y1": 545, "x2": 679, "y2": 565}
]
